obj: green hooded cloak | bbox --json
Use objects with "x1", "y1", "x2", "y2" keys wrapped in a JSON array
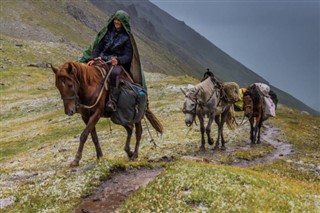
[{"x1": 78, "y1": 10, "x2": 146, "y2": 90}]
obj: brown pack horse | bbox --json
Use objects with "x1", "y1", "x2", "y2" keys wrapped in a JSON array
[
  {"x1": 51, "y1": 61, "x2": 163, "y2": 166},
  {"x1": 243, "y1": 85, "x2": 278, "y2": 144}
]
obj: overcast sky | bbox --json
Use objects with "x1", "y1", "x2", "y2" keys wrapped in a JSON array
[{"x1": 150, "y1": 0, "x2": 320, "y2": 112}]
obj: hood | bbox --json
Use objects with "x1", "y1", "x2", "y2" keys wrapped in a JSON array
[{"x1": 106, "y1": 10, "x2": 131, "y2": 34}]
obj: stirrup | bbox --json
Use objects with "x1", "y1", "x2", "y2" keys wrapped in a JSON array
[{"x1": 105, "y1": 101, "x2": 117, "y2": 112}]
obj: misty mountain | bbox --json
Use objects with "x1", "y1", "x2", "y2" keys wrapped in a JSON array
[{"x1": 1, "y1": 0, "x2": 318, "y2": 115}]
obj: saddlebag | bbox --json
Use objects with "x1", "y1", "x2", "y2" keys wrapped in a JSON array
[{"x1": 111, "y1": 80, "x2": 147, "y2": 125}]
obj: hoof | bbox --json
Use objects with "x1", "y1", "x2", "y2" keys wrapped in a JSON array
[
  {"x1": 129, "y1": 153, "x2": 138, "y2": 161},
  {"x1": 220, "y1": 146, "x2": 226, "y2": 151},
  {"x1": 208, "y1": 138, "x2": 214, "y2": 145},
  {"x1": 213, "y1": 145, "x2": 219, "y2": 150},
  {"x1": 199, "y1": 147, "x2": 206, "y2": 153},
  {"x1": 126, "y1": 151, "x2": 134, "y2": 159},
  {"x1": 70, "y1": 160, "x2": 79, "y2": 167}
]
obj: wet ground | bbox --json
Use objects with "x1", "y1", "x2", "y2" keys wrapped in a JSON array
[
  {"x1": 231, "y1": 123, "x2": 293, "y2": 167},
  {"x1": 182, "y1": 122, "x2": 294, "y2": 167},
  {"x1": 73, "y1": 123, "x2": 293, "y2": 212},
  {"x1": 72, "y1": 167, "x2": 164, "y2": 213}
]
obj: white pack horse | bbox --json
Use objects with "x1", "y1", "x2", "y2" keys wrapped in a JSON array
[{"x1": 182, "y1": 77, "x2": 240, "y2": 151}]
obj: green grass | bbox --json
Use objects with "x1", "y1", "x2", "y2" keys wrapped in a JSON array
[
  {"x1": 1, "y1": 35, "x2": 319, "y2": 212},
  {"x1": 119, "y1": 161, "x2": 319, "y2": 212}
]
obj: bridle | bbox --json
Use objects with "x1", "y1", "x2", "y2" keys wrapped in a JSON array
[
  {"x1": 60, "y1": 76, "x2": 81, "y2": 110},
  {"x1": 59, "y1": 65, "x2": 112, "y2": 111},
  {"x1": 182, "y1": 89, "x2": 200, "y2": 127}
]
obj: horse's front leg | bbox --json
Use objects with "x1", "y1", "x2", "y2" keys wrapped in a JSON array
[
  {"x1": 198, "y1": 115, "x2": 206, "y2": 152},
  {"x1": 71, "y1": 111, "x2": 101, "y2": 167},
  {"x1": 91, "y1": 127, "x2": 103, "y2": 159},
  {"x1": 206, "y1": 113, "x2": 215, "y2": 146},
  {"x1": 249, "y1": 117, "x2": 255, "y2": 144},
  {"x1": 256, "y1": 116, "x2": 263, "y2": 144},
  {"x1": 213, "y1": 115, "x2": 220, "y2": 150},
  {"x1": 123, "y1": 125, "x2": 134, "y2": 159},
  {"x1": 130, "y1": 121, "x2": 142, "y2": 160}
]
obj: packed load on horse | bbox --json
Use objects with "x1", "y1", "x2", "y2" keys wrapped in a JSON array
[
  {"x1": 235, "y1": 83, "x2": 277, "y2": 120},
  {"x1": 242, "y1": 83, "x2": 278, "y2": 144},
  {"x1": 181, "y1": 71, "x2": 240, "y2": 151}
]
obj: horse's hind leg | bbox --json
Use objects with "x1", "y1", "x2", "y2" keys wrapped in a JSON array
[
  {"x1": 123, "y1": 125, "x2": 134, "y2": 159},
  {"x1": 206, "y1": 114, "x2": 215, "y2": 146},
  {"x1": 131, "y1": 121, "x2": 142, "y2": 160},
  {"x1": 213, "y1": 115, "x2": 220, "y2": 150},
  {"x1": 256, "y1": 118, "x2": 263, "y2": 144},
  {"x1": 91, "y1": 127, "x2": 103, "y2": 159},
  {"x1": 220, "y1": 111, "x2": 229, "y2": 150}
]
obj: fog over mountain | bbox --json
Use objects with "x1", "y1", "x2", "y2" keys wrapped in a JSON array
[{"x1": 151, "y1": 0, "x2": 320, "y2": 112}]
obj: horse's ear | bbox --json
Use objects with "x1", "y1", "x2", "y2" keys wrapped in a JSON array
[
  {"x1": 180, "y1": 88, "x2": 187, "y2": 96},
  {"x1": 67, "y1": 62, "x2": 77, "y2": 75},
  {"x1": 49, "y1": 63, "x2": 58, "y2": 74}
]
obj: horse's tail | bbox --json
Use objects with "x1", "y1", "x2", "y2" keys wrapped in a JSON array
[
  {"x1": 226, "y1": 105, "x2": 237, "y2": 130},
  {"x1": 145, "y1": 108, "x2": 163, "y2": 134}
]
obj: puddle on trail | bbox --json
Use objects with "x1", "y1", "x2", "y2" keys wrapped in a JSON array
[
  {"x1": 232, "y1": 123, "x2": 294, "y2": 167},
  {"x1": 182, "y1": 122, "x2": 294, "y2": 168},
  {"x1": 72, "y1": 167, "x2": 164, "y2": 213}
]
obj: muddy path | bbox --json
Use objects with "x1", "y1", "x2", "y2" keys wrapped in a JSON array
[
  {"x1": 229, "y1": 122, "x2": 294, "y2": 167},
  {"x1": 72, "y1": 167, "x2": 164, "y2": 213},
  {"x1": 73, "y1": 123, "x2": 293, "y2": 212},
  {"x1": 182, "y1": 122, "x2": 294, "y2": 167}
]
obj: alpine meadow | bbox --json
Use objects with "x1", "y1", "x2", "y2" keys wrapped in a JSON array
[{"x1": 1, "y1": 0, "x2": 319, "y2": 212}]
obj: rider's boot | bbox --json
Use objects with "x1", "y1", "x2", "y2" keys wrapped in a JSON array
[{"x1": 105, "y1": 87, "x2": 121, "y2": 112}]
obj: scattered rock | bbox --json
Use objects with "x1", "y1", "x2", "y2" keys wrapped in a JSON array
[
  {"x1": 28, "y1": 62, "x2": 50, "y2": 68},
  {"x1": 300, "y1": 111, "x2": 310, "y2": 115},
  {"x1": 0, "y1": 196, "x2": 16, "y2": 209}
]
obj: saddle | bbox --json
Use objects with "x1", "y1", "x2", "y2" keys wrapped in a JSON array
[
  {"x1": 91, "y1": 59, "x2": 147, "y2": 125},
  {"x1": 91, "y1": 59, "x2": 134, "y2": 84}
]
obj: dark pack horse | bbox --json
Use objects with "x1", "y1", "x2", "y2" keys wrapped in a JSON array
[
  {"x1": 51, "y1": 61, "x2": 163, "y2": 166},
  {"x1": 242, "y1": 84, "x2": 278, "y2": 144},
  {"x1": 181, "y1": 77, "x2": 240, "y2": 151}
]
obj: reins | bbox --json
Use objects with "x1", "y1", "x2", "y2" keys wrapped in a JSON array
[{"x1": 79, "y1": 66, "x2": 113, "y2": 109}]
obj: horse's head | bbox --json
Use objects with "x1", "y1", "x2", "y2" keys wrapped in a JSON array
[
  {"x1": 181, "y1": 87, "x2": 200, "y2": 127},
  {"x1": 51, "y1": 62, "x2": 80, "y2": 116},
  {"x1": 243, "y1": 91, "x2": 253, "y2": 118}
]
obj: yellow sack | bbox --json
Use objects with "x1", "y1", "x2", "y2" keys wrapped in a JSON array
[{"x1": 234, "y1": 88, "x2": 247, "y2": 111}]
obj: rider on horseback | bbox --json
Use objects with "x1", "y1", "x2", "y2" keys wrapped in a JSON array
[{"x1": 78, "y1": 10, "x2": 146, "y2": 112}]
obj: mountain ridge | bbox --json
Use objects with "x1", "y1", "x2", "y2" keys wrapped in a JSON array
[{"x1": 1, "y1": 0, "x2": 318, "y2": 115}]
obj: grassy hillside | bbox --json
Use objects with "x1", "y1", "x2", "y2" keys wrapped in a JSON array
[
  {"x1": 1, "y1": 34, "x2": 319, "y2": 212},
  {"x1": 1, "y1": 0, "x2": 318, "y2": 115}
]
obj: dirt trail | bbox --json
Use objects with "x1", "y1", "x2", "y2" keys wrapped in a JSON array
[
  {"x1": 72, "y1": 167, "x2": 164, "y2": 213},
  {"x1": 230, "y1": 123, "x2": 293, "y2": 167},
  {"x1": 73, "y1": 123, "x2": 292, "y2": 212}
]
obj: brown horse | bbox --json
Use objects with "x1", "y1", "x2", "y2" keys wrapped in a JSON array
[
  {"x1": 51, "y1": 61, "x2": 163, "y2": 166},
  {"x1": 242, "y1": 84, "x2": 265, "y2": 144}
]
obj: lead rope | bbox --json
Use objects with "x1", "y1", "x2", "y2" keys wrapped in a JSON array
[
  {"x1": 120, "y1": 66, "x2": 134, "y2": 83},
  {"x1": 143, "y1": 117, "x2": 163, "y2": 149}
]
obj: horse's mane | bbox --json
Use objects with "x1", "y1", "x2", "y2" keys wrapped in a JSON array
[
  {"x1": 194, "y1": 77, "x2": 215, "y2": 100},
  {"x1": 67, "y1": 62, "x2": 103, "y2": 86}
]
